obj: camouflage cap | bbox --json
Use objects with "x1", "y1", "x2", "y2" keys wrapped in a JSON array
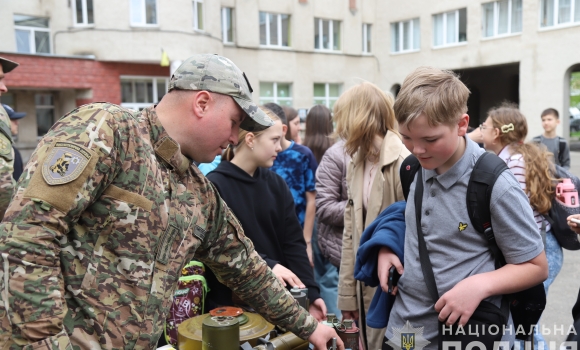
[
  {"x1": 0, "y1": 57, "x2": 18, "y2": 73},
  {"x1": 169, "y1": 54, "x2": 274, "y2": 131}
]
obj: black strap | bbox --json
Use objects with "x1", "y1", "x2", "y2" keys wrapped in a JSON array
[
  {"x1": 400, "y1": 155, "x2": 421, "y2": 201},
  {"x1": 414, "y1": 170, "x2": 440, "y2": 304},
  {"x1": 559, "y1": 137, "x2": 566, "y2": 165},
  {"x1": 466, "y1": 152, "x2": 508, "y2": 268}
]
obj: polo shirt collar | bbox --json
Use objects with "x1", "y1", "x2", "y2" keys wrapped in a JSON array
[{"x1": 424, "y1": 136, "x2": 476, "y2": 189}]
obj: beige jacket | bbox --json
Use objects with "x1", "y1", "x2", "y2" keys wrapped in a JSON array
[{"x1": 337, "y1": 131, "x2": 410, "y2": 341}]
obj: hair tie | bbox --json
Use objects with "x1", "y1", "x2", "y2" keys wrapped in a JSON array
[
  {"x1": 518, "y1": 140, "x2": 523, "y2": 144},
  {"x1": 501, "y1": 123, "x2": 514, "y2": 133}
]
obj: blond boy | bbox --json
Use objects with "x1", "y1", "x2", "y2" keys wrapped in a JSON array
[{"x1": 377, "y1": 67, "x2": 548, "y2": 349}]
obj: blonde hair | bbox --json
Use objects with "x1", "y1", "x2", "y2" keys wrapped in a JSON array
[
  {"x1": 333, "y1": 82, "x2": 398, "y2": 160},
  {"x1": 394, "y1": 66, "x2": 470, "y2": 127},
  {"x1": 224, "y1": 108, "x2": 280, "y2": 161},
  {"x1": 487, "y1": 102, "x2": 555, "y2": 214}
]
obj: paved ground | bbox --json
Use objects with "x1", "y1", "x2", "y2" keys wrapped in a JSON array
[{"x1": 539, "y1": 151, "x2": 580, "y2": 346}]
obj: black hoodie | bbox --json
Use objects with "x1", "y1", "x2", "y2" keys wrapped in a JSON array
[{"x1": 205, "y1": 161, "x2": 321, "y2": 306}]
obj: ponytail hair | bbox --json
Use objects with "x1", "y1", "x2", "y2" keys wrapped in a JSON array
[
  {"x1": 487, "y1": 102, "x2": 555, "y2": 214},
  {"x1": 223, "y1": 108, "x2": 280, "y2": 162}
]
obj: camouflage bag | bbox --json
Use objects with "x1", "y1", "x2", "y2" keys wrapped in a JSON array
[{"x1": 164, "y1": 260, "x2": 208, "y2": 346}]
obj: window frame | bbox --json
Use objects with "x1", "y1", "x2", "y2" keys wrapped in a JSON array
[
  {"x1": 14, "y1": 16, "x2": 51, "y2": 54},
  {"x1": 35, "y1": 93, "x2": 55, "y2": 138},
  {"x1": 130, "y1": 0, "x2": 158, "y2": 27},
  {"x1": 391, "y1": 18, "x2": 421, "y2": 54},
  {"x1": 222, "y1": 7, "x2": 234, "y2": 44},
  {"x1": 120, "y1": 76, "x2": 169, "y2": 111},
  {"x1": 539, "y1": 0, "x2": 580, "y2": 29},
  {"x1": 362, "y1": 23, "x2": 372, "y2": 53},
  {"x1": 313, "y1": 83, "x2": 341, "y2": 109},
  {"x1": 481, "y1": 0, "x2": 522, "y2": 39},
  {"x1": 193, "y1": 0, "x2": 204, "y2": 31},
  {"x1": 259, "y1": 12, "x2": 290, "y2": 48},
  {"x1": 314, "y1": 18, "x2": 342, "y2": 52},
  {"x1": 72, "y1": 0, "x2": 95, "y2": 27},
  {"x1": 432, "y1": 9, "x2": 467, "y2": 48},
  {"x1": 259, "y1": 82, "x2": 293, "y2": 106}
]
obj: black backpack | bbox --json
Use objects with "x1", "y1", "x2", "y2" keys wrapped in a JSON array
[{"x1": 399, "y1": 152, "x2": 546, "y2": 341}]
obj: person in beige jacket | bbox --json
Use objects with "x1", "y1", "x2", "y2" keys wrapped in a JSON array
[{"x1": 333, "y1": 82, "x2": 410, "y2": 350}]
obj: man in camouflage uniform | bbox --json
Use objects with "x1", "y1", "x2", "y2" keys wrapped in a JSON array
[
  {"x1": 0, "y1": 57, "x2": 18, "y2": 219},
  {"x1": 0, "y1": 54, "x2": 344, "y2": 350}
]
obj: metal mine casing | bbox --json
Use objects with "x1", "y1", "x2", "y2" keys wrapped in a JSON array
[
  {"x1": 178, "y1": 312, "x2": 275, "y2": 350},
  {"x1": 201, "y1": 316, "x2": 239, "y2": 350}
]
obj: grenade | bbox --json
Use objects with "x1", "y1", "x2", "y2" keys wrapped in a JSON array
[
  {"x1": 336, "y1": 319, "x2": 360, "y2": 350},
  {"x1": 201, "y1": 316, "x2": 239, "y2": 350},
  {"x1": 290, "y1": 288, "x2": 308, "y2": 310}
]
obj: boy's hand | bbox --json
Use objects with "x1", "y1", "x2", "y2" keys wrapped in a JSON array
[
  {"x1": 309, "y1": 298, "x2": 328, "y2": 322},
  {"x1": 378, "y1": 246, "x2": 403, "y2": 294},
  {"x1": 271, "y1": 264, "x2": 305, "y2": 288},
  {"x1": 308, "y1": 324, "x2": 345, "y2": 350},
  {"x1": 567, "y1": 214, "x2": 580, "y2": 234},
  {"x1": 434, "y1": 274, "x2": 488, "y2": 326},
  {"x1": 341, "y1": 310, "x2": 359, "y2": 322}
]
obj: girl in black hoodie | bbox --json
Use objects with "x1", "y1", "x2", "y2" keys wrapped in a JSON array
[{"x1": 205, "y1": 109, "x2": 326, "y2": 321}]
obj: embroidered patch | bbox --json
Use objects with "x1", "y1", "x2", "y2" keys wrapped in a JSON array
[
  {"x1": 458, "y1": 222, "x2": 468, "y2": 232},
  {"x1": 0, "y1": 134, "x2": 11, "y2": 157},
  {"x1": 42, "y1": 141, "x2": 92, "y2": 185}
]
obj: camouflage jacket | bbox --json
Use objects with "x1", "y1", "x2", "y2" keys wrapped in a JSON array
[
  {"x1": 0, "y1": 103, "x2": 317, "y2": 350},
  {"x1": 0, "y1": 105, "x2": 14, "y2": 219}
]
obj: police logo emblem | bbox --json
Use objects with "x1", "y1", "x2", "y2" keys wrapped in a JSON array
[
  {"x1": 42, "y1": 141, "x2": 92, "y2": 185},
  {"x1": 386, "y1": 321, "x2": 430, "y2": 350}
]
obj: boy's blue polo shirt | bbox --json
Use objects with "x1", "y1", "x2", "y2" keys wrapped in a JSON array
[
  {"x1": 386, "y1": 137, "x2": 544, "y2": 349},
  {"x1": 270, "y1": 141, "x2": 317, "y2": 227}
]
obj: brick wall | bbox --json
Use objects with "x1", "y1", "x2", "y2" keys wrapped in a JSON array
[{"x1": 0, "y1": 52, "x2": 169, "y2": 105}]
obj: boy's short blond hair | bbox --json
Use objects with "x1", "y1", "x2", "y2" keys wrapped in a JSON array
[{"x1": 394, "y1": 66, "x2": 470, "y2": 127}]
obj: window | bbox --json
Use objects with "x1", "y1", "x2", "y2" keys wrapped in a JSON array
[
  {"x1": 73, "y1": 0, "x2": 94, "y2": 26},
  {"x1": 36, "y1": 94, "x2": 55, "y2": 137},
  {"x1": 314, "y1": 18, "x2": 341, "y2": 51},
  {"x1": 540, "y1": 0, "x2": 580, "y2": 27},
  {"x1": 14, "y1": 15, "x2": 50, "y2": 54},
  {"x1": 313, "y1": 83, "x2": 341, "y2": 109},
  {"x1": 391, "y1": 18, "x2": 420, "y2": 53},
  {"x1": 362, "y1": 23, "x2": 372, "y2": 53},
  {"x1": 259, "y1": 83, "x2": 292, "y2": 106},
  {"x1": 222, "y1": 7, "x2": 234, "y2": 43},
  {"x1": 433, "y1": 8, "x2": 467, "y2": 47},
  {"x1": 130, "y1": 0, "x2": 157, "y2": 26},
  {"x1": 121, "y1": 77, "x2": 168, "y2": 110},
  {"x1": 482, "y1": 0, "x2": 522, "y2": 37},
  {"x1": 259, "y1": 12, "x2": 290, "y2": 47},
  {"x1": 193, "y1": 0, "x2": 203, "y2": 31}
]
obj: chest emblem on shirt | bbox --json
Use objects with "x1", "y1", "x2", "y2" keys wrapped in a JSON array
[
  {"x1": 42, "y1": 141, "x2": 92, "y2": 185},
  {"x1": 458, "y1": 222, "x2": 468, "y2": 232}
]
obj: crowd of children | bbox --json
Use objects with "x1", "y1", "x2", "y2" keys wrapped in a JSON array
[{"x1": 196, "y1": 66, "x2": 578, "y2": 350}]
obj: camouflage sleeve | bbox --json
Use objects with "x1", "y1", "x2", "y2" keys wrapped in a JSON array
[
  {"x1": 197, "y1": 188, "x2": 318, "y2": 340},
  {"x1": 0, "y1": 106, "x2": 15, "y2": 219},
  {"x1": 0, "y1": 104, "x2": 124, "y2": 348}
]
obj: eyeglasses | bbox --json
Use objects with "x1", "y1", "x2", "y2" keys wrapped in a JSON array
[{"x1": 479, "y1": 124, "x2": 488, "y2": 132}]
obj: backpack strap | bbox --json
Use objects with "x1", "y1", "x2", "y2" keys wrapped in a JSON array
[
  {"x1": 559, "y1": 137, "x2": 566, "y2": 165},
  {"x1": 400, "y1": 155, "x2": 421, "y2": 202},
  {"x1": 466, "y1": 152, "x2": 509, "y2": 268}
]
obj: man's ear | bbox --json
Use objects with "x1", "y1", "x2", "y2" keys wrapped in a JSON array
[
  {"x1": 282, "y1": 124, "x2": 288, "y2": 133},
  {"x1": 192, "y1": 91, "x2": 211, "y2": 117},
  {"x1": 457, "y1": 113, "x2": 470, "y2": 136}
]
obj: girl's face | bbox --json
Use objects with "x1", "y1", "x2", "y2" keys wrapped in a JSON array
[
  {"x1": 251, "y1": 120, "x2": 284, "y2": 168},
  {"x1": 289, "y1": 117, "x2": 301, "y2": 141},
  {"x1": 481, "y1": 116, "x2": 502, "y2": 154}
]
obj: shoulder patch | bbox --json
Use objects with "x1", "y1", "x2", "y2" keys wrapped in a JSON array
[
  {"x1": 42, "y1": 141, "x2": 92, "y2": 185},
  {"x1": 0, "y1": 133, "x2": 12, "y2": 157}
]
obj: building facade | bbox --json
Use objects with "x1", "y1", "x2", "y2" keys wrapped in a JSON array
[{"x1": 0, "y1": 0, "x2": 579, "y2": 160}]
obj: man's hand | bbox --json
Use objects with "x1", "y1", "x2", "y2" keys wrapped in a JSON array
[
  {"x1": 272, "y1": 264, "x2": 305, "y2": 288},
  {"x1": 309, "y1": 298, "x2": 327, "y2": 322},
  {"x1": 308, "y1": 323, "x2": 345, "y2": 350},
  {"x1": 341, "y1": 310, "x2": 359, "y2": 322},
  {"x1": 377, "y1": 246, "x2": 403, "y2": 294},
  {"x1": 567, "y1": 214, "x2": 580, "y2": 234}
]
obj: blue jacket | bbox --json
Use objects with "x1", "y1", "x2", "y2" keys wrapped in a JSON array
[{"x1": 354, "y1": 201, "x2": 406, "y2": 328}]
